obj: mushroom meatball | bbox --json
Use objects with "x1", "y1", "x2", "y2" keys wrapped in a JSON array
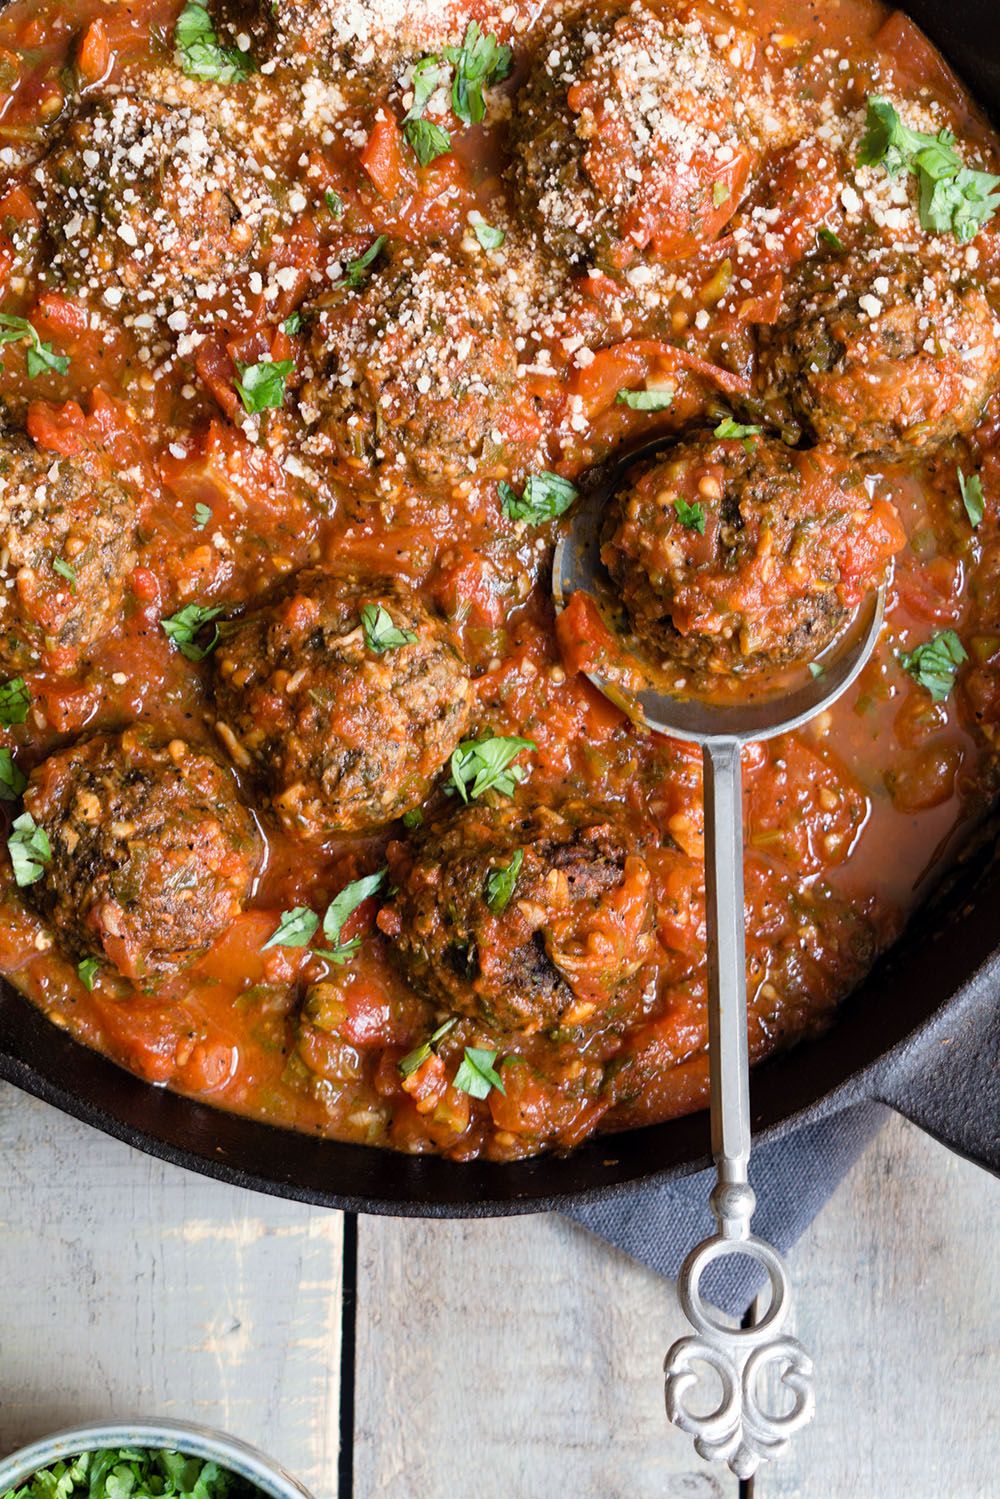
[
  {"x1": 260, "y1": 0, "x2": 455, "y2": 73},
  {"x1": 212, "y1": 571, "x2": 472, "y2": 838},
  {"x1": 298, "y1": 241, "x2": 519, "y2": 485},
  {"x1": 509, "y1": 2, "x2": 756, "y2": 270},
  {"x1": 758, "y1": 252, "x2": 1000, "y2": 457},
  {"x1": 378, "y1": 799, "x2": 655, "y2": 1034},
  {"x1": 0, "y1": 433, "x2": 137, "y2": 672},
  {"x1": 34, "y1": 94, "x2": 278, "y2": 315},
  {"x1": 602, "y1": 433, "x2": 905, "y2": 675},
  {"x1": 23, "y1": 728, "x2": 261, "y2": 980}
]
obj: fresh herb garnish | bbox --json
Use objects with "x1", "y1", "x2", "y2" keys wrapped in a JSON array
[
  {"x1": 444, "y1": 22, "x2": 513, "y2": 125},
  {"x1": 818, "y1": 226, "x2": 844, "y2": 250},
  {"x1": 899, "y1": 628, "x2": 968, "y2": 701},
  {"x1": 402, "y1": 807, "x2": 423, "y2": 829},
  {"x1": 0, "y1": 747, "x2": 25, "y2": 800},
  {"x1": 282, "y1": 311, "x2": 303, "y2": 335},
  {"x1": 857, "y1": 95, "x2": 1000, "y2": 242},
  {"x1": 404, "y1": 116, "x2": 452, "y2": 165},
  {"x1": 160, "y1": 604, "x2": 224, "y2": 662},
  {"x1": 315, "y1": 868, "x2": 387, "y2": 964},
  {"x1": 473, "y1": 220, "x2": 505, "y2": 250},
  {"x1": 616, "y1": 387, "x2": 674, "y2": 411},
  {"x1": 174, "y1": 0, "x2": 256, "y2": 83},
  {"x1": 450, "y1": 734, "x2": 534, "y2": 802},
  {"x1": 808, "y1": 661, "x2": 825, "y2": 679},
  {"x1": 714, "y1": 417, "x2": 762, "y2": 444},
  {"x1": 712, "y1": 180, "x2": 731, "y2": 208},
  {"x1": 674, "y1": 497, "x2": 707, "y2": 534},
  {"x1": 324, "y1": 188, "x2": 343, "y2": 216},
  {"x1": 193, "y1": 502, "x2": 212, "y2": 530},
  {"x1": 3, "y1": 1446, "x2": 263, "y2": 1499},
  {"x1": 499, "y1": 471, "x2": 578, "y2": 525},
  {"x1": 77, "y1": 956, "x2": 101, "y2": 990},
  {"x1": 345, "y1": 235, "x2": 387, "y2": 288},
  {"x1": 454, "y1": 1044, "x2": 506, "y2": 1098},
  {"x1": 361, "y1": 602, "x2": 418, "y2": 654},
  {"x1": 262, "y1": 906, "x2": 319, "y2": 950},
  {"x1": 398, "y1": 1016, "x2": 457, "y2": 1078},
  {"x1": 0, "y1": 313, "x2": 69, "y2": 377},
  {"x1": 485, "y1": 847, "x2": 523, "y2": 914},
  {"x1": 234, "y1": 358, "x2": 294, "y2": 415},
  {"x1": 0, "y1": 676, "x2": 30, "y2": 726},
  {"x1": 958, "y1": 467, "x2": 985, "y2": 528},
  {"x1": 52, "y1": 556, "x2": 76, "y2": 590},
  {"x1": 7, "y1": 810, "x2": 50, "y2": 886},
  {"x1": 409, "y1": 54, "x2": 446, "y2": 116}
]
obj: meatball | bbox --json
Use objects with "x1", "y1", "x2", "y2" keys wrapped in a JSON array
[
  {"x1": 34, "y1": 94, "x2": 277, "y2": 314},
  {"x1": 510, "y1": 2, "x2": 756, "y2": 270},
  {"x1": 602, "y1": 433, "x2": 905, "y2": 675},
  {"x1": 23, "y1": 728, "x2": 261, "y2": 980},
  {"x1": 759, "y1": 252, "x2": 1000, "y2": 457},
  {"x1": 212, "y1": 571, "x2": 471, "y2": 837},
  {"x1": 298, "y1": 242, "x2": 519, "y2": 485},
  {"x1": 264, "y1": 0, "x2": 454, "y2": 73},
  {"x1": 379, "y1": 799, "x2": 655, "y2": 1034},
  {"x1": 0, "y1": 434, "x2": 137, "y2": 672}
]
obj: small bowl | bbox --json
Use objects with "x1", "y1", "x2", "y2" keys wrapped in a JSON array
[{"x1": 0, "y1": 1419, "x2": 315, "y2": 1499}]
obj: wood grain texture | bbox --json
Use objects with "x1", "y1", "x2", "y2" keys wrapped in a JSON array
[
  {"x1": 352, "y1": 1211, "x2": 737, "y2": 1499},
  {"x1": 0, "y1": 1085, "x2": 343, "y2": 1498},
  {"x1": 756, "y1": 1113, "x2": 1000, "y2": 1499}
]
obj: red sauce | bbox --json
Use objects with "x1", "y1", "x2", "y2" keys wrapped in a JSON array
[{"x1": 0, "y1": 0, "x2": 996, "y2": 1160}]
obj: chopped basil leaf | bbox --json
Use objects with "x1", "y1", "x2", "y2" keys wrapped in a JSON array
[
  {"x1": 858, "y1": 95, "x2": 1000, "y2": 242},
  {"x1": 473, "y1": 220, "x2": 506, "y2": 249},
  {"x1": 453, "y1": 1044, "x2": 506, "y2": 1098},
  {"x1": 324, "y1": 188, "x2": 343, "y2": 216},
  {"x1": 450, "y1": 734, "x2": 535, "y2": 802},
  {"x1": 714, "y1": 417, "x2": 762, "y2": 441},
  {"x1": 0, "y1": 676, "x2": 30, "y2": 726},
  {"x1": 499, "y1": 471, "x2": 578, "y2": 525},
  {"x1": 403, "y1": 116, "x2": 452, "y2": 166},
  {"x1": 315, "y1": 868, "x2": 387, "y2": 963},
  {"x1": 77, "y1": 956, "x2": 101, "y2": 990},
  {"x1": 0, "y1": 313, "x2": 69, "y2": 377},
  {"x1": 444, "y1": 22, "x2": 512, "y2": 126},
  {"x1": 262, "y1": 906, "x2": 319, "y2": 950},
  {"x1": 234, "y1": 358, "x2": 294, "y2": 415},
  {"x1": 7, "y1": 810, "x2": 50, "y2": 886},
  {"x1": 52, "y1": 556, "x2": 76, "y2": 590},
  {"x1": 283, "y1": 311, "x2": 303, "y2": 335},
  {"x1": 160, "y1": 604, "x2": 224, "y2": 662},
  {"x1": 899, "y1": 628, "x2": 967, "y2": 702},
  {"x1": 0, "y1": 747, "x2": 25, "y2": 800},
  {"x1": 346, "y1": 235, "x2": 387, "y2": 288},
  {"x1": 193, "y1": 502, "x2": 212, "y2": 530},
  {"x1": 402, "y1": 807, "x2": 424, "y2": 829},
  {"x1": 407, "y1": 54, "x2": 445, "y2": 118},
  {"x1": 616, "y1": 387, "x2": 674, "y2": 411},
  {"x1": 674, "y1": 497, "x2": 707, "y2": 534},
  {"x1": 361, "y1": 602, "x2": 418, "y2": 654},
  {"x1": 818, "y1": 226, "x2": 844, "y2": 250},
  {"x1": 485, "y1": 847, "x2": 523, "y2": 913},
  {"x1": 174, "y1": 0, "x2": 255, "y2": 83},
  {"x1": 808, "y1": 661, "x2": 825, "y2": 679},
  {"x1": 398, "y1": 1016, "x2": 457, "y2": 1078},
  {"x1": 958, "y1": 467, "x2": 985, "y2": 528}
]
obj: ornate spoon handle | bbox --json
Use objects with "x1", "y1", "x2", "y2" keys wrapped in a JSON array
[{"x1": 663, "y1": 739, "x2": 815, "y2": 1480}]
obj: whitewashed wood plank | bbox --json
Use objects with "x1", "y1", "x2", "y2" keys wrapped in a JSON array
[
  {"x1": 353, "y1": 1212, "x2": 737, "y2": 1499},
  {"x1": 756, "y1": 1113, "x2": 1000, "y2": 1499},
  {"x1": 0, "y1": 1084, "x2": 343, "y2": 1499}
]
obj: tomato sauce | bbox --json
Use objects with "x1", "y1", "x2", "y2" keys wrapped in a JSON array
[{"x1": 0, "y1": 0, "x2": 996, "y2": 1160}]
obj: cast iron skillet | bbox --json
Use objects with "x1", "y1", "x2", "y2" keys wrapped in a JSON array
[{"x1": 1, "y1": 0, "x2": 999, "y2": 1215}]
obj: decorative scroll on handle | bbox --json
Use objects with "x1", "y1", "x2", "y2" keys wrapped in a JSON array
[
  {"x1": 663, "y1": 1177, "x2": 815, "y2": 1479},
  {"x1": 663, "y1": 737, "x2": 814, "y2": 1479}
]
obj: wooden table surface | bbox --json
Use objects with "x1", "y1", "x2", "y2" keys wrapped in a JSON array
[{"x1": 0, "y1": 1083, "x2": 997, "y2": 1499}]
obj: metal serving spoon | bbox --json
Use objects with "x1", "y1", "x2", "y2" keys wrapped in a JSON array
[{"x1": 552, "y1": 439, "x2": 886, "y2": 1479}]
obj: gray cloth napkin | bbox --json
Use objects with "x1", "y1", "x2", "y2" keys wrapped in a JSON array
[{"x1": 563, "y1": 1102, "x2": 889, "y2": 1316}]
